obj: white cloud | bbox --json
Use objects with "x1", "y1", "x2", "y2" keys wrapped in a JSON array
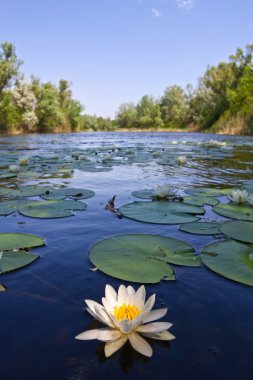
[
  {"x1": 176, "y1": 0, "x2": 195, "y2": 11},
  {"x1": 151, "y1": 8, "x2": 161, "y2": 17}
]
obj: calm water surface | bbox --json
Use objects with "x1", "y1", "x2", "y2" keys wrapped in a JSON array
[{"x1": 0, "y1": 132, "x2": 253, "y2": 380}]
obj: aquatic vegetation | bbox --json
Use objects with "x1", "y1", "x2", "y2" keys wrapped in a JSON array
[
  {"x1": 153, "y1": 183, "x2": 177, "y2": 200},
  {"x1": 18, "y1": 157, "x2": 30, "y2": 166},
  {"x1": 119, "y1": 201, "x2": 204, "y2": 224},
  {"x1": 228, "y1": 189, "x2": 253, "y2": 204},
  {"x1": 177, "y1": 155, "x2": 187, "y2": 165},
  {"x1": 0, "y1": 233, "x2": 44, "y2": 274},
  {"x1": 9, "y1": 164, "x2": 20, "y2": 173},
  {"x1": 75, "y1": 284, "x2": 175, "y2": 357},
  {"x1": 89, "y1": 234, "x2": 200, "y2": 283}
]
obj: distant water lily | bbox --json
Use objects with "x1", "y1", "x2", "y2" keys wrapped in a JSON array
[
  {"x1": 18, "y1": 157, "x2": 30, "y2": 166},
  {"x1": 75, "y1": 284, "x2": 175, "y2": 357},
  {"x1": 153, "y1": 183, "x2": 177, "y2": 200},
  {"x1": 9, "y1": 164, "x2": 20, "y2": 173},
  {"x1": 228, "y1": 189, "x2": 253, "y2": 204},
  {"x1": 177, "y1": 155, "x2": 187, "y2": 165}
]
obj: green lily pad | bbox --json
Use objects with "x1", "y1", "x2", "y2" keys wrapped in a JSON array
[
  {"x1": 119, "y1": 201, "x2": 204, "y2": 224},
  {"x1": 185, "y1": 187, "x2": 224, "y2": 197},
  {"x1": 18, "y1": 199, "x2": 86, "y2": 218},
  {"x1": 8, "y1": 185, "x2": 53, "y2": 197},
  {"x1": 0, "y1": 251, "x2": 39, "y2": 274},
  {"x1": 219, "y1": 221, "x2": 253, "y2": 243},
  {"x1": 89, "y1": 234, "x2": 200, "y2": 283},
  {"x1": 132, "y1": 189, "x2": 154, "y2": 199},
  {"x1": 179, "y1": 222, "x2": 221, "y2": 235},
  {"x1": 0, "y1": 233, "x2": 45, "y2": 251},
  {"x1": 40, "y1": 187, "x2": 95, "y2": 200},
  {"x1": 201, "y1": 239, "x2": 253, "y2": 286},
  {"x1": 213, "y1": 203, "x2": 253, "y2": 221},
  {"x1": 0, "y1": 199, "x2": 34, "y2": 216},
  {"x1": 0, "y1": 187, "x2": 12, "y2": 197},
  {"x1": 183, "y1": 196, "x2": 219, "y2": 206}
]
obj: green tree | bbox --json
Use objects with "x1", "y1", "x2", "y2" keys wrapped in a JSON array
[
  {"x1": 160, "y1": 85, "x2": 189, "y2": 128},
  {"x1": 136, "y1": 95, "x2": 163, "y2": 129},
  {"x1": 0, "y1": 42, "x2": 22, "y2": 94},
  {"x1": 116, "y1": 103, "x2": 138, "y2": 129}
]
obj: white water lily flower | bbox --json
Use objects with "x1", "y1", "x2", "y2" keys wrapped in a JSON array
[
  {"x1": 153, "y1": 183, "x2": 176, "y2": 199},
  {"x1": 228, "y1": 189, "x2": 252, "y2": 204},
  {"x1": 75, "y1": 284, "x2": 175, "y2": 358},
  {"x1": 9, "y1": 164, "x2": 20, "y2": 173},
  {"x1": 177, "y1": 155, "x2": 187, "y2": 165}
]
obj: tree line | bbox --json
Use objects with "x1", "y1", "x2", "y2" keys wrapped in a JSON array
[{"x1": 0, "y1": 42, "x2": 253, "y2": 134}]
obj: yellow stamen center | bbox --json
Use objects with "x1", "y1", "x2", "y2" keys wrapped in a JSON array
[{"x1": 114, "y1": 303, "x2": 141, "y2": 321}]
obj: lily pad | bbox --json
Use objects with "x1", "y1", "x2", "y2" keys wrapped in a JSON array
[
  {"x1": 201, "y1": 239, "x2": 253, "y2": 286},
  {"x1": 89, "y1": 234, "x2": 200, "y2": 283},
  {"x1": 179, "y1": 222, "x2": 221, "y2": 235},
  {"x1": 0, "y1": 199, "x2": 35, "y2": 216},
  {"x1": 185, "y1": 187, "x2": 224, "y2": 197},
  {"x1": 219, "y1": 221, "x2": 253, "y2": 243},
  {"x1": 213, "y1": 203, "x2": 253, "y2": 221},
  {"x1": 119, "y1": 201, "x2": 204, "y2": 224},
  {"x1": 0, "y1": 233, "x2": 45, "y2": 251},
  {"x1": 132, "y1": 189, "x2": 154, "y2": 199},
  {"x1": 183, "y1": 196, "x2": 219, "y2": 206},
  {"x1": 40, "y1": 187, "x2": 95, "y2": 200},
  {"x1": 0, "y1": 251, "x2": 39, "y2": 274},
  {"x1": 18, "y1": 199, "x2": 86, "y2": 218},
  {"x1": 8, "y1": 185, "x2": 53, "y2": 197}
]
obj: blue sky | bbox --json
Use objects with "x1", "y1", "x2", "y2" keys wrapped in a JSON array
[{"x1": 1, "y1": 0, "x2": 253, "y2": 118}]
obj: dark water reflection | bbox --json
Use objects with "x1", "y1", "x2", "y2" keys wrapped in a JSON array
[{"x1": 0, "y1": 132, "x2": 253, "y2": 380}]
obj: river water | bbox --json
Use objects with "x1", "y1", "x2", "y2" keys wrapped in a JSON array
[{"x1": 0, "y1": 132, "x2": 253, "y2": 380}]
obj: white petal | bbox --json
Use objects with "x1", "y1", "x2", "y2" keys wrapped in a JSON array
[
  {"x1": 136, "y1": 322, "x2": 173, "y2": 333},
  {"x1": 134, "y1": 285, "x2": 146, "y2": 309},
  {"x1": 102, "y1": 297, "x2": 114, "y2": 315},
  {"x1": 127, "y1": 285, "x2": 135, "y2": 295},
  {"x1": 142, "y1": 308, "x2": 168, "y2": 323},
  {"x1": 86, "y1": 307, "x2": 106, "y2": 325},
  {"x1": 118, "y1": 319, "x2": 134, "y2": 334},
  {"x1": 118, "y1": 285, "x2": 128, "y2": 305},
  {"x1": 143, "y1": 294, "x2": 156, "y2": 315},
  {"x1": 96, "y1": 328, "x2": 122, "y2": 342},
  {"x1": 104, "y1": 335, "x2": 128, "y2": 357},
  {"x1": 105, "y1": 284, "x2": 117, "y2": 305},
  {"x1": 85, "y1": 299, "x2": 104, "y2": 314},
  {"x1": 128, "y1": 332, "x2": 153, "y2": 357},
  {"x1": 93, "y1": 305, "x2": 114, "y2": 328},
  {"x1": 141, "y1": 331, "x2": 176, "y2": 341},
  {"x1": 75, "y1": 329, "x2": 99, "y2": 340}
]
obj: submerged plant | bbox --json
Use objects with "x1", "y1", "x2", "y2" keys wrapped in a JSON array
[
  {"x1": 75, "y1": 284, "x2": 175, "y2": 357},
  {"x1": 228, "y1": 189, "x2": 253, "y2": 204}
]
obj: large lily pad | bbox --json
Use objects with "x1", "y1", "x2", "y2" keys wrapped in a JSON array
[
  {"x1": 7, "y1": 185, "x2": 53, "y2": 197},
  {"x1": 185, "y1": 187, "x2": 224, "y2": 197},
  {"x1": 179, "y1": 222, "x2": 221, "y2": 235},
  {"x1": 201, "y1": 239, "x2": 253, "y2": 286},
  {"x1": 0, "y1": 233, "x2": 45, "y2": 251},
  {"x1": 219, "y1": 221, "x2": 253, "y2": 243},
  {"x1": 0, "y1": 251, "x2": 39, "y2": 274},
  {"x1": 119, "y1": 201, "x2": 204, "y2": 224},
  {"x1": 213, "y1": 203, "x2": 253, "y2": 221},
  {"x1": 183, "y1": 196, "x2": 219, "y2": 206},
  {"x1": 0, "y1": 199, "x2": 34, "y2": 216},
  {"x1": 18, "y1": 199, "x2": 86, "y2": 218},
  {"x1": 89, "y1": 234, "x2": 200, "y2": 283},
  {"x1": 40, "y1": 187, "x2": 95, "y2": 200}
]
